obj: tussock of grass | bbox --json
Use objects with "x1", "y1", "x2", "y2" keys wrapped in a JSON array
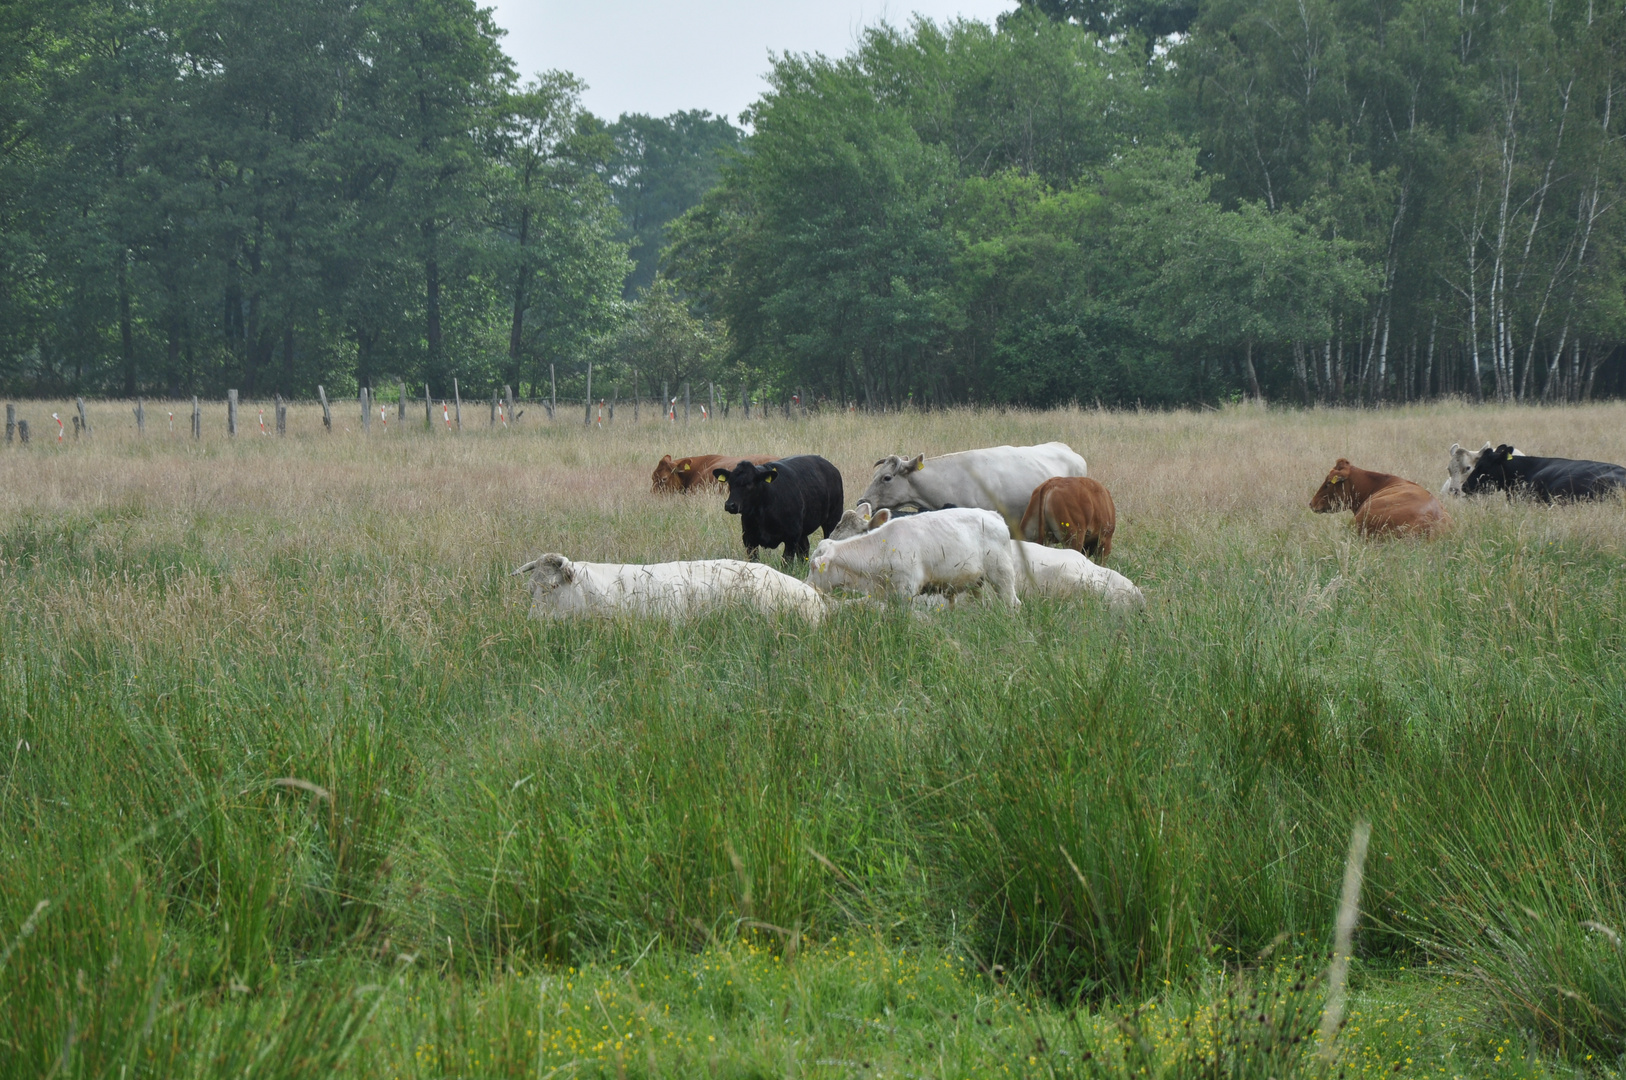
[{"x1": 2, "y1": 400, "x2": 1624, "y2": 1076}]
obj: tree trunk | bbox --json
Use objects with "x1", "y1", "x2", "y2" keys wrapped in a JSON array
[
  {"x1": 507, "y1": 207, "x2": 530, "y2": 388},
  {"x1": 425, "y1": 221, "x2": 443, "y2": 375},
  {"x1": 118, "y1": 256, "x2": 135, "y2": 396}
]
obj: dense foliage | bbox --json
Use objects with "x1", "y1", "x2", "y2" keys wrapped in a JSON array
[
  {"x1": 673, "y1": 5, "x2": 1626, "y2": 407},
  {"x1": 3, "y1": 0, "x2": 1624, "y2": 405}
]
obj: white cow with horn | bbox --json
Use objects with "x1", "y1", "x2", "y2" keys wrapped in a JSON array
[{"x1": 857, "y1": 442, "x2": 1086, "y2": 521}]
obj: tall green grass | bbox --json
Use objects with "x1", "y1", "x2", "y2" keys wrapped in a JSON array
[{"x1": 2, "y1": 404, "x2": 1625, "y2": 1075}]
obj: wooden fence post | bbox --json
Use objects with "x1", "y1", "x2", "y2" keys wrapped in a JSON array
[
  {"x1": 398, "y1": 379, "x2": 407, "y2": 422},
  {"x1": 424, "y1": 384, "x2": 432, "y2": 429},
  {"x1": 133, "y1": 398, "x2": 145, "y2": 434},
  {"x1": 452, "y1": 378, "x2": 462, "y2": 429},
  {"x1": 550, "y1": 364, "x2": 557, "y2": 421},
  {"x1": 662, "y1": 381, "x2": 669, "y2": 421},
  {"x1": 489, "y1": 392, "x2": 496, "y2": 427},
  {"x1": 361, "y1": 387, "x2": 370, "y2": 433},
  {"x1": 684, "y1": 381, "x2": 691, "y2": 424},
  {"x1": 76, "y1": 397, "x2": 90, "y2": 436},
  {"x1": 227, "y1": 389, "x2": 238, "y2": 437},
  {"x1": 317, "y1": 385, "x2": 332, "y2": 432},
  {"x1": 5, "y1": 403, "x2": 13, "y2": 445},
  {"x1": 16, "y1": 419, "x2": 28, "y2": 444},
  {"x1": 583, "y1": 364, "x2": 592, "y2": 425},
  {"x1": 709, "y1": 382, "x2": 715, "y2": 421},
  {"x1": 632, "y1": 368, "x2": 639, "y2": 422},
  {"x1": 191, "y1": 396, "x2": 201, "y2": 439},
  {"x1": 505, "y1": 384, "x2": 516, "y2": 426},
  {"x1": 275, "y1": 394, "x2": 287, "y2": 436}
]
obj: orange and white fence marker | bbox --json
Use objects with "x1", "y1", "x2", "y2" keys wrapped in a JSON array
[
  {"x1": 667, "y1": 397, "x2": 677, "y2": 422},
  {"x1": 497, "y1": 403, "x2": 508, "y2": 428},
  {"x1": 52, "y1": 413, "x2": 63, "y2": 442},
  {"x1": 442, "y1": 402, "x2": 453, "y2": 430},
  {"x1": 258, "y1": 407, "x2": 267, "y2": 435},
  {"x1": 699, "y1": 405, "x2": 709, "y2": 421},
  {"x1": 379, "y1": 404, "x2": 387, "y2": 430},
  {"x1": 595, "y1": 400, "x2": 606, "y2": 428},
  {"x1": 168, "y1": 410, "x2": 175, "y2": 435}
]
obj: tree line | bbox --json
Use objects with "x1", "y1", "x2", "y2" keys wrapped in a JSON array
[{"x1": 3, "y1": 0, "x2": 1623, "y2": 408}]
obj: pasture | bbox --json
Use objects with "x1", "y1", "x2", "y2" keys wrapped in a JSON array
[{"x1": 2, "y1": 399, "x2": 1624, "y2": 1079}]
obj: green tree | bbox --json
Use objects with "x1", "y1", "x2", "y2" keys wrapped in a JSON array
[{"x1": 605, "y1": 110, "x2": 740, "y2": 295}]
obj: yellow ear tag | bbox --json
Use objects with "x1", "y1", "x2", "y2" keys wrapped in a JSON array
[
  {"x1": 679, "y1": 463, "x2": 690, "y2": 471},
  {"x1": 764, "y1": 474, "x2": 773, "y2": 483}
]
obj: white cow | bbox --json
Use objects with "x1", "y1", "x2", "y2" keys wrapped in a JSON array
[
  {"x1": 857, "y1": 442, "x2": 1087, "y2": 522},
  {"x1": 1010, "y1": 542, "x2": 1145, "y2": 610},
  {"x1": 1442, "y1": 441, "x2": 1524, "y2": 497},
  {"x1": 513, "y1": 554, "x2": 826, "y2": 623},
  {"x1": 829, "y1": 504, "x2": 1143, "y2": 609},
  {"x1": 808, "y1": 507, "x2": 1020, "y2": 606}
]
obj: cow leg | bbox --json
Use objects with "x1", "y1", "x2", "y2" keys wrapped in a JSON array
[{"x1": 985, "y1": 552, "x2": 1021, "y2": 608}]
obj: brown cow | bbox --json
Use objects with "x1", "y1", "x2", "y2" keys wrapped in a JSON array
[
  {"x1": 651, "y1": 454, "x2": 775, "y2": 494},
  {"x1": 1018, "y1": 476, "x2": 1117, "y2": 561},
  {"x1": 1309, "y1": 459, "x2": 1452, "y2": 538}
]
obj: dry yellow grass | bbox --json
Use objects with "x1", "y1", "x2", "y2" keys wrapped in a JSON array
[{"x1": 4, "y1": 396, "x2": 1622, "y2": 563}]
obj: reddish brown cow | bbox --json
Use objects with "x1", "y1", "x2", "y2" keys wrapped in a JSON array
[
  {"x1": 1309, "y1": 459, "x2": 1452, "y2": 538},
  {"x1": 651, "y1": 454, "x2": 775, "y2": 494},
  {"x1": 1018, "y1": 476, "x2": 1117, "y2": 561}
]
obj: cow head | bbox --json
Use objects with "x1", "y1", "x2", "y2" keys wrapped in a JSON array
[
  {"x1": 859, "y1": 454, "x2": 926, "y2": 511},
  {"x1": 714, "y1": 460, "x2": 779, "y2": 515},
  {"x1": 651, "y1": 455, "x2": 679, "y2": 493},
  {"x1": 1309, "y1": 459, "x2": 1356, "y2": 513},
  {"x1": 827, "y1": 501, "x2": 892, "y2": 541},
  {"x1": 1461, "y1": 444, "x2": 1518, "y2": 495},
  {"x1": 512, "y1": 553, "x2": 575, "y2": 594}
]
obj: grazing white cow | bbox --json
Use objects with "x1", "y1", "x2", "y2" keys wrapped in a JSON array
[
  {"x1": 513, "y1": 554, "x2": 826, "y2": 623},
  {"x1": 1441, "y1": 441, "x2": 1523, "y2": 497},
  {"x1": 1010, "y1": 542, "x2": 1145, "y2": 610},
  {"x1": 808, "y1": 507, "x2": 1020, "y2": 606},
  {"x1": 829, "y1": 504, "x2": 1143, "y2": 609},
  {"x1": 858, "y1": 442, "x2": 1087, "y2": 521}
]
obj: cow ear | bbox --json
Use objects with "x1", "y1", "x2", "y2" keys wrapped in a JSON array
[
  {"x1": 763, "y1": 465, "x2": 778, "y2": 483},
  {"x1": 870, "y1": 508, "x2": 892, "y2": 529},
  {"x1": 678, "y1": 461, "x2": 691, "y2": 472},
  {"x1": 712, "y1": 468, "x2": 730, "y2": 483},
  {"x1": 857, "y1": 501, "x2": 873, "y2": 520},
  {"x1": 908, "y1": 454, "x2": 925, "y2": 472}
]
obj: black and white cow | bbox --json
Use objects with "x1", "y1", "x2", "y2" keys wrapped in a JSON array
[
  {"x1": 713, "y1": 455, "x2": 845, "y2": 562},
  {"x1": 1461, "y1": 445, "x2": 1626, "y2": 502}
]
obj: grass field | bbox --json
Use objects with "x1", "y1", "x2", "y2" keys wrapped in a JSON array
[{"x1": 2, "y1": 397, "x2": 1625, "y2": 1079}]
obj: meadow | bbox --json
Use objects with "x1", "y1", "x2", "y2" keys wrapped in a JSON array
[{"x1": 2, "y1": 397, "x2": 1624, "y2": 1079}]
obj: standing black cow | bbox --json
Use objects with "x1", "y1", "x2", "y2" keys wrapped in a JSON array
[
  {"x1": 713, "y1": 455, "x2": 844, "y2": 562},
  {"x1": 1462, "y1": 444, "x2": 1626, "y2": 502}
]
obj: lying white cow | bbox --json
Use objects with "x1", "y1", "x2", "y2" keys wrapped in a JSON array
[
  {"x1": 829, "y1": 505, "x2": 1143, "y2": 609},
  {"x1": 513, "y1": 554, "x2": 826, "y2": 623},
  {"x1": 1442, "y1": 441, "x2": 1523, "y2": 497},
  {"x1": 808, "y1": 507, "x2": 1020, "y2": 606},
  {"x1": 858, "y1": 442, "x2": 1086, "y2": 521}
]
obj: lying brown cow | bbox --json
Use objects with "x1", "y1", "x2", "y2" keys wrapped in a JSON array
[
  {"x1": 652, "y1": 454, "x2": 775, "y2": 494},
  {"x1": 1018, "y1": 476, "x2": 1117, "y2": 560},
  {"x1": 1309, "y1": 459, "x2": 1451, "y2": 538}
]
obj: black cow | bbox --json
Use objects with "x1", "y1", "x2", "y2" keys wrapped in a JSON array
[
  {"x1": 1462, "y1": 444, "x2": 1626, "y2": 502},
  {"x1": 713, "y1": 455, "x2": 844, "y2": 562}
]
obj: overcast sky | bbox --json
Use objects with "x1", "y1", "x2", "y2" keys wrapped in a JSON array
[{"x1": 487, "y1": 0, "x2": 1018, "y2": 124}]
